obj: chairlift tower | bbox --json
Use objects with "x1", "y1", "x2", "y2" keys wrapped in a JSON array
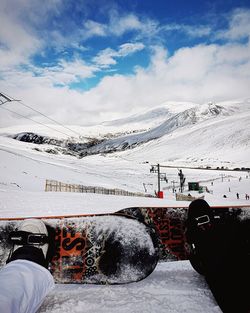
[{"x1": 150, "y1": 163, "x2": 168, "y2": 198}]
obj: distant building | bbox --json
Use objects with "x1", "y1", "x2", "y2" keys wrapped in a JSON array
[{"x1": 188, "y1": 182, "x2": 200, "y2": 191}]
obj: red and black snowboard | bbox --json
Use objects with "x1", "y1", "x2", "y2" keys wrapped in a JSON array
[
  {"x1": 0, "y1": 214, "x2": 159, "y2": 284},
  {"x1": 0, "y1": 204, "x2": 249, "y2": 284}
]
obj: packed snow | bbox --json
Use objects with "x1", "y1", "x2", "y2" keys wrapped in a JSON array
[
  {"x1": 39, "y1": 262, "x2": 221, "y2": 313},
  {"x1": 0, "y1": 99, "x2": 250, "y2": 312}
]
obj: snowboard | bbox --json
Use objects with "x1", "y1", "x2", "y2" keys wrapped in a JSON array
[
  {"x1": 1, "y1": 205, "x2": 249, "y2": 284},
  {"x1": 116, "y1": 205, "x2": 250, "y2": 262},
  {"x1": 0, "y1": 214, "x2": 159, "y2": 284}
]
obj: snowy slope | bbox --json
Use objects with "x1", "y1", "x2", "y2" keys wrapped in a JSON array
[
  {"x1": 1, "y1": 99, "x2": 249, "y2": 167},
  {"x1": 0, "y1": 99, "x2": 250, "y2": 312}
]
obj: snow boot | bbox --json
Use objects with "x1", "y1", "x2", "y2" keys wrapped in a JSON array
[
  {"x1": 7, "y1": 219, "x2": 51, "y2": 268},
  {"x1": 186, "y1": 199, "x2": 250, "y2": 313},
  {"x1": 186, "y1": 199, "x2": 217, "y2": 274}
]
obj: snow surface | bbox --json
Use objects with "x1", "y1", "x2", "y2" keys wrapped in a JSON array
[
  {"x1": 39, "y1": 262, "x2": 221, "y2": 313},
  {"x1": 0, "y1": 100, "x2": 250, "y2": 312}
]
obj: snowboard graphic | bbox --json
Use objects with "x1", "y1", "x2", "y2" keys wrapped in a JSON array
[{"x1": 0, "y1": 214, "x2": 159, "y2": 284}]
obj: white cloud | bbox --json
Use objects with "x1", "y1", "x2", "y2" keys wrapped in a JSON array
[
  {"x1": 109, "y1": 12, "x2": 143, "y2": 36},
  {"x1": 0, "y1": 0, "x2": 64, "y2": 57},
  {"x1": 1, "y1": 0, "x2": 63, "y2": 25},
  {"x1": 82, "y1": 20, "x2": 107, "y2": 38},
  {"x1": 82, "y1": 11, "x2": 211, "y2": 42},
  {"x1": 216, "y1": 8, "x2": 250, "y2": 40},
  {"x1": 81, "y1": 11, "x2": 159, "y2": 40},
  {"x1": 2, "y1": 37, "x2": 249, "y2": 128},
  {"x1": 93, "y1": 42, "x2": 145, "y2": 68},
  {"x1": 83, "y1": 40, "x2": 250, "y2": 116},
  {"x1": 0, "y1": 10, "x2": 42, "y2": 69},
  {"x1": 93, "y1": 48, "x2": 117, "y2": 68},
  {"x1": 162, "y1": 23, "x2": 211, "y2": 38},
  {"x1": 181, "y1": 25, "x2": 211, "y2": 38},
  {"x1": 118, "y1": 43, "x2": 145, "y2": 56},
  {"x1": 31, "y1": 58, "x2": 99, "y2": 86}
]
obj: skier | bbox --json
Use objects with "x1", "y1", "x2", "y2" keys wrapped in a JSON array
[
  {"x1": 186, "y1": 199, "x2": 250, "y2": 313},
  {"x1": 0, "y1": 219, "x2": 55, "y2": 313}
]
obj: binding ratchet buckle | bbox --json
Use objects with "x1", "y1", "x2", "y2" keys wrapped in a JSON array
[
  {"x1": 195, "y1": 215, "x2": 210, "y2": 226},
  {"x1": 9, "y1": 231, "x2": 48, "y2": 245}
]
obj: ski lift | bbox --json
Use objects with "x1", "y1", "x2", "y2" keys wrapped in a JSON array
[
  {"x1": 150, "y1": 165, "x2": 158, "y2": 173},
  {"x1": 160, "y1": 173, "x2": 168, "y2": 183}
]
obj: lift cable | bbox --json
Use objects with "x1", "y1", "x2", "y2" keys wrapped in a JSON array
[
  {"x1": 0, "y1": 92, "x2": 86, "y2": 138},
  {"x1": 0, "y1": 92, "x2": 20, "y2": 105},
  {"x1": 18, "y1": 101, "x2": 84, "y2": 138},
  {"x1": 0, "y1": 106, "x2": 77, "y2": 138}
]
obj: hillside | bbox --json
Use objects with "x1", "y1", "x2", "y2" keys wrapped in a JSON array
[
  {"x1": 0, "y1": 98, "x2": 250, "y2": 200},
  {"x1": 1, "y1": 99, "x2": 249, "y2": 168}
]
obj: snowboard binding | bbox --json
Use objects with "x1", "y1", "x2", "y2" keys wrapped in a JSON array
[
  {"x1": 7, "y1": 219, "x2": 54, "y2": 268},
  {"x1": 8, "y1": 231, "x2": 49, "y2": 246}
]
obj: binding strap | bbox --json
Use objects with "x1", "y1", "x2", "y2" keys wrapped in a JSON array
[
  {"x1": 195, "y1": 215, "x2": 211, "y2": 226},
  {"x1": 9, "y1": 231, "x2": 49, "y2": 245},
  {"x1": 195, "y1": 213, "x2": 224, "y2": 230}
]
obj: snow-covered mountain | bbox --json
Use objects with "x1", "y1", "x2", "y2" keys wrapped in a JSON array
[
  {"x1": 0, "y1": 99, "x2": 250, "y2": 168},
  {"x1": 101, "y1": 101, "x2": 197, "y2": 128},
  {"x1": 82, "y1": 102, "x2": 233, "y2": 156}
]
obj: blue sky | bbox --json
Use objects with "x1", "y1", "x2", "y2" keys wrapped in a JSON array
[{"x1": 0, "y1": 0, "x2": 250, "y2": 126}]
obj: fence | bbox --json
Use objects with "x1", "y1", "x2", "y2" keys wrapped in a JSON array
[{"x1": 45, "y1": 179, "x2": 152, "y2": 198}]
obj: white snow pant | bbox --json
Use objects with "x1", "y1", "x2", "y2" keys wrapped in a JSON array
[{"x1": 0, "y1": 260, "x2": 55, "y2": 313}]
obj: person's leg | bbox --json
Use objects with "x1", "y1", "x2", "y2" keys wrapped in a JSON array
[
  {"x1": 0, "y1": 219, "x2": 55, "y2": 313},
  {"x1": 205, "y1": 220, "x2": 250, "y2": 313},
  {"x1": 0, "y1": 259, "x2": 54, "y2": 313},
  {"x1": 186, "y1": 200, "x2": 250, "y2": 312}
]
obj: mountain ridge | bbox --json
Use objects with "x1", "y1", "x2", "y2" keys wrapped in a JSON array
[{"x1": 1, "y1": 99, "x2": 249, "y2": 167}]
